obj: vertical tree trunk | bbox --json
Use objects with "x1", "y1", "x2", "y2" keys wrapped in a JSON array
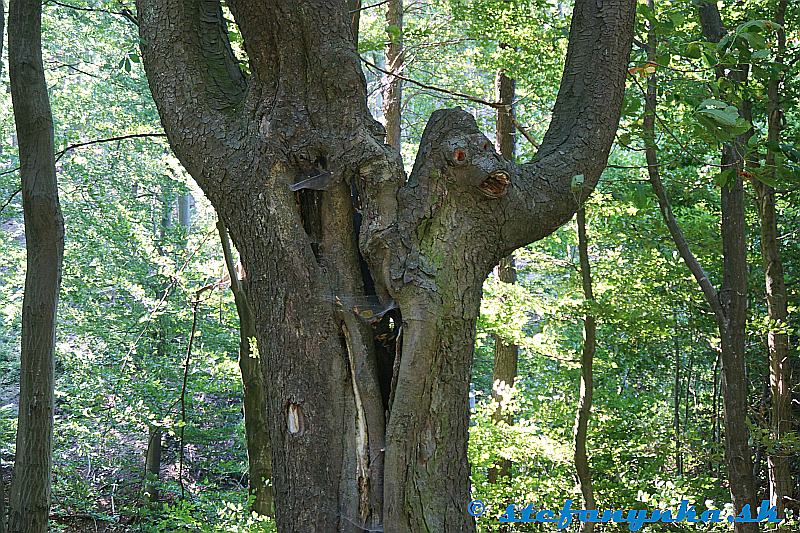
[
  {"x1": 178, "y1": 193, "x2": 192, "y2": 229},
  {"x1": 382, "y1": 0, "x2": 403, "y2": 151},
  {"x1": 217, "y1": 220, "x2": 274, "y2": 516},
  {"x1": 7, "y1": 0, "x2": 65, "y2": 530},
  {"x1": 574, "y1": 207, "x2": 596, "y2": 532},
  {"x1": 143, "y1": 427, "x2": 162, "y2": 503},
  {"x1": 718, "y1": 131, "x2": 758, "y2": 533},
  {"x1": 673, "y1": 318, "x2": 682, "y2": 475},
  {"x1": 755, "y1": 0, "x2": 792, "y2": 519},
  {"x1": 348, "y1": 0, "x2": 361, "y2": 48},
  {"x1": 642, "y1": 2, "x2": 758, "y2": 529},
  {"x1": 488, "y1": 69, "x2": 518, "y2": 484},
  {"x1": 700, "y1": 3, "x2": 760, "y2": 524}
]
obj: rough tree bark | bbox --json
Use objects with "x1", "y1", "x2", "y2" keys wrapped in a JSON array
[
  {"x1": 217, "y1": 220, "x2": 274, "y2": 516},
  {"x1": 382, "y1": 0, "x2": 403, "y2": 151},
  {"x1": 136, "y1": 0, "x2": 635, "y2": 530},
  {"x1": 574, "y1": 206, "x2": 596, "y2": 533},
  {"x1": 754, "y1": 0, "x2": 792, "y2": 519},
  {"x1": 643, "y1": 2, "x2": 758, "y2": 530},
  {"x1": 7, "y1": 0, "x2": 65, "y2": 531},
  {"x1": 488, "y1": 69, "x2": 518, "y2": 484}
]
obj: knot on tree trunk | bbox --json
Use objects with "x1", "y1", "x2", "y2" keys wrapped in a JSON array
[{"x1": 413, "y1": 108, "x2": 512, "y2": 199}]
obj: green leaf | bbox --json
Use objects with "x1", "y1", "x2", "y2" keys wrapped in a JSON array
[
  {"x1": 752, "y1": 168, "x2": 778, "y2": 187},
  {"x1": 751, "y1": 49, "x2": 770, "y2": 60},
  {"x1": 386, "y1": 24, "x2": 402, "y2": 43},
  {"x1": 697, "y1": 107, "x2": 741, "y2": 128},
  {"x1": 685, "y1": 42, "x2": 702, "y2": 59},
  {"x1": 714, "y1": 168, "x2": 735, "y2": 187}
]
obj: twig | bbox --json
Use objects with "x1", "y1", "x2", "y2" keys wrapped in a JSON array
[
  {"x1": 351, "y1": 0, "x2": 391, "y2": 12},
  {"x1": 178, "y1": 297, "x2": 199, "y2": 499},
  {"x1": 178, "y1": 283, "x2": 215, "y2": 499},
  {"x1": 360, "y1": 56, "x2": 502, "y2": 109},
  {"x1": 0, "y1": 133, "x2": 167, "y2": 217},
  {"x1": 509, "y1": 115, "x2": 540, "y2": 149},
  {"x1": 45, "y1": 0, "x2": 139, "y2": 25},
  {"x1": 0, "y1": 132, "x2": 167, "y2": 178},
  {"x1": 0, "y1": 187, "x2": 21, "y2": 216}
]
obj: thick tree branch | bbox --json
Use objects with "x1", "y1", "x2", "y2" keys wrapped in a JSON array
[
  {"x1": 496, "y1": 0, "x2": 636, "y2": 252},
  {"x1": 136, "y1": 0, "x2": 246, "y2": 186}
]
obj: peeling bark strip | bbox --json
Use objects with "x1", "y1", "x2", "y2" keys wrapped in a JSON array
[
  {"x1": 136, "y1": 0, "x2": 635, "y2": 530},
  {"x1": 8, "y1": 0, "x2": 65, "y2": 531}
]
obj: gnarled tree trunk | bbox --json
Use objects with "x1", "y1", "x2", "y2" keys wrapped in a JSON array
[
  {"x1": 136, "y1": 0, "x2": 635, "y2": 530},
  {"x1": 8, "y1": 0, "x2": 65, "y2": 530}
]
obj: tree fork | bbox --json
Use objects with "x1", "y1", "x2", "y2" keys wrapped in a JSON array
[{"x1": 137, "y1": 0, "x2": 636, "y2": 530}]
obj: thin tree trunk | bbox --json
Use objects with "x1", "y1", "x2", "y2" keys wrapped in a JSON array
[
  {"x1": 217, "y1": 220, "x2": 274, "y2": 516},
  {"x1": 0, "y1": 479, "x2": 4, "y2": 533},
  {"x1": 699, "y1": 5, "x2": 760, "y2": 528},
  {"x1": 143, "y1": 427, "x2": 162, "y2": 503},
  {"x1": 7, "y1": 0, "x2": 65, "y2": 530},
  {"x1": 712, "y1": 350, "x2": 722, "y2": 476},
  {"x1": 642, "y1": 2, "x2": 758, "y2": 529},
  {"x1": 382, "y1": 0, "x2": 403, "y2": 151},
  {"x1": 348, "y1": 0, "x2": 361, "y2": 48},
  {"x1": 574, "y1": 206, "x2": 596, "y2": 532},
  {"x1": 178, "y1": 193, "x2": 192, "y2": 229},
  {"x1": 754, "y1": 0, "x2": 792, "y2": 519},
  {"x1": 488, "y1": 68, "x2": 518, "y2": 484},
  {"x1": 673, "y1": 318, "x2": 682, "y2": 476},
  {"x1": 684, "y1": 346, "x2": 693, "y2": 472}
]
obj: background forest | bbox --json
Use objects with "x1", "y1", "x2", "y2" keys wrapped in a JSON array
[{"x1": 0, "y1": 0, "x2": 798, "y2": 531}]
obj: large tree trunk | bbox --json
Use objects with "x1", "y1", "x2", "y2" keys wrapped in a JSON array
[
  {"x1": 217, "y1": 221, "x2": 274, "y2": 516},
  {"x1": 136, "y1": 0, "x2": 635, "y2": 530},
  {"x1": 754, "y1": 0, "x2": 793, "y2": 519},
  {"x1": 7, "y1": 0, "x2": 65, "y2": 531},
  {"x1": 574, "y1": 206, "x2": 596, "y2": 533},
  {"x1": 488, "y1": 69, "x2": 518, "y2": 484}
]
